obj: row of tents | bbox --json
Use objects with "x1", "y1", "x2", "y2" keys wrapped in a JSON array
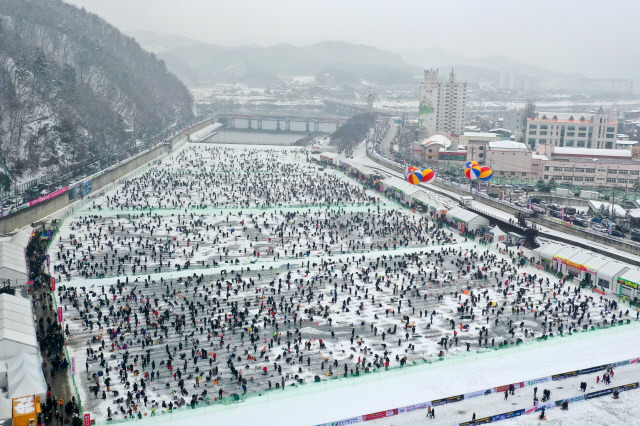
[
  {"x1": 0, "y1": 293, "x2": 47, "y2": 420},
  {"x1": 318, "y1": 153, "x2": 493, "y2": 234},
  {"x1": 533, "y1": 242, "x2": 640, "y2": 302}
]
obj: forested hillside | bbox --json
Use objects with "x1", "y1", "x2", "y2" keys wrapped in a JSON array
[{"x1": 0, "y1": 0, "x2": 193, "y2": 185}]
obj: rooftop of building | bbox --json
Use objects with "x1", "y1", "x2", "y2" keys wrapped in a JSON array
[
  {"x1": 529, "y1": 111, "x2": 617, "y2": 124},
  {"x1": 552, "y1": 147, "x2": 632, "y2": 158},
  {"x1": 421, "y1": 134, "x2": 452, "y2": 148},
  {"x1": 462, "y1": 132, "x2": 499, "y2": 138},
  {"x1": 488, "y1": 140, "x2": 530, "y2": 151}
]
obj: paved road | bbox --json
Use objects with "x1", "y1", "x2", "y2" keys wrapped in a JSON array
[
  {"x1": 31, "y1": 268, "x2": 76, "y2": 423},
  {"x1": 379, "y1": 120, "x2": 398, "y2": 157}
]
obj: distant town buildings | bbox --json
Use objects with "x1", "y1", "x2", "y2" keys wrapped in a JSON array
[{"x1": 419, "y1": 69, "x2": 467, "y2": 136}]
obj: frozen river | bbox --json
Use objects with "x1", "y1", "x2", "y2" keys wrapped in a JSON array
[{"x1": 49, "y1": 143, "x2": 632, "y2": 424}]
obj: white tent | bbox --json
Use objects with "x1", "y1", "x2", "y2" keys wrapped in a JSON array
[
  {"x1": 0, "y1": 242, "x2": 27, "y2": 284},
  {"x1": 9, "y1": 228, "x2": 31, "y2": 250},
  {"x1": 411, "y1": 191, "x2": 443, "y2": 213},
  {"x1": 487, "y1": 226, "x2": 507, "y2": 243},
  {"x1": 0, "y1": 294, "x2": 37, "y2": 359},
  {"x1": 446, "y1": 207, "x2": 490, "y2": 232},
  {"x1": 596, "y1": 261, "x2": 628, "y2": 292},
  {"x1": 8, "y1": 365, "x2": 46, "y2": 399},
  {"x1": 537, "y1": 243, "x2": 565, "y2": 263},
  {"x1": 0, "y1": 393, "x2": 11, "y2": 422},
  {"x1": 0, "y1": 295, "x2": 45, "y2": 400}
]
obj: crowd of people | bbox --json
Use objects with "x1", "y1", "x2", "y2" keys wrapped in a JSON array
[
  {"x1": 27, "y1": 231, "x2": 83, "y2": 425},
  {"x1": 49, "y1": 145, "x2": 630, "y2": 422}
]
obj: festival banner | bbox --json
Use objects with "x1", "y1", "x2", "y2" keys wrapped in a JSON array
[{"x1": 29, "y1": 186, "x2": 69, "y2": 207}]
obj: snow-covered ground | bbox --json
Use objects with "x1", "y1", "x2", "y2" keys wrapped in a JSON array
[{"x1": 50, "y1": 143, "x2": 640, "y2": 425}]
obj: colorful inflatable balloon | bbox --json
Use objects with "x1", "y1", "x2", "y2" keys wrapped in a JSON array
[
  {"x1": 465, "y1": 160, "x2": 479, "y2": 169},
  {"x1": 421, "y1": 168, "x2": 435, "y2": 183},
  {"x1": 479, "y1": 166, "x2": 493, "y2": 181},
  {"x1": 404, "y1": 166, "x2": 419, "y2": 180},
  {"x1": 406, "y1": 170, "x2": 424, "y2": 185},
  {"x1": 465, "y1": 165, "x2": 481, "y2": 180}
]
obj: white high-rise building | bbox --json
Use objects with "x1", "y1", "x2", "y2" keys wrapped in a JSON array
[{"x1": 419, "y1": 69, "x2": 467, "y2": 136}]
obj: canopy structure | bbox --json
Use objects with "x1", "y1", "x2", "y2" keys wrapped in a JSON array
[
  {"x1": 9, "y1": 229, "x2": 31, "y2": 250},
  {"x1": 616, "y1": 269, "x2": 640, "y2": 298},
  {"x1": 411, "y1": 191, "x2": 443, "y2": 213},
  {"x1": 596, "y1": 261, "x2": 628, "y2": 289},
  {"x1": 0, "y1": 294, "x2": 37, "y2": 359},
  {"x1": 536, "y1": 243, "x2": 565, "y2": 262},
  {"x1": 486, "y1": 225, "x2": 507, "y2": 243},
  {"x1": 445, "y1": 207, "x2": 489, "y2": 232},
  {"x1": 0, "y1": 242, "x2": 27, "y2": 284},
  {"x1": 381, "y1": 177, "x2": 421, "y2": 202},
  {"x1": 0, "y1": 294, "x2": 45, "y2": 400}
]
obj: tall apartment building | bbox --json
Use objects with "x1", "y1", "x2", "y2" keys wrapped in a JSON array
[
  {"x1": 419, "y1": 69, "x2": 467, "y2": 136},
  {"x1": 525, "y1": 108, "x2": 618, "y2": 150}
]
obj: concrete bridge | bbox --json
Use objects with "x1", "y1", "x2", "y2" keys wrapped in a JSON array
[{"x1": 216, "y1": 113, "x2": 345, "y2": 133}]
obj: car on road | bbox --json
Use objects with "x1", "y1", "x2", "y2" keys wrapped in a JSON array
[
  {"x1": 591, "y1": 217, "x2": 604, "y2": 224},
  {"x1": 610, "y1": 230, "x2": 625, "y2": 238},
  {"x1": 631, "y1": 229, "x2": 640, "y2": 237},
  {"x1": 615, "y1": 224, "x2": 631, "y2": 233},
  {"x1": 631, "y1": 236, "x2": 640, "y2": 243},
  {"x1": 592, "y1": 225, "x2": 607, "y2": 233}
]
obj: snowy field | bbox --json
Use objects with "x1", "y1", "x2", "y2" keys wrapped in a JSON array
[{"x1": 49, "y1": 144, "x2": 640, "y2": 425}]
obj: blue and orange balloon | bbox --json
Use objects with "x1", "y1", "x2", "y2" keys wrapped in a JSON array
[
  {"x1": 421, "y1": 168, "x2": 435, "y2": 183},
  {"x1": 406, "y1": 170, "x2": 424, "y2": 185},
  {"x1": 479, "y1": 166, "x2": 493, "y2": 181},
  {"x1": 404, "y1": 166, "x2": 419, "y2": 180}
]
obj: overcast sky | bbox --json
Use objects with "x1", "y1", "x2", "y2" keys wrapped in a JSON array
[{"x1": 66, "y1": 0, "x2": 639, "y2": 79}]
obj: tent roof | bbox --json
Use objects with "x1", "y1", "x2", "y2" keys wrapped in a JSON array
[
  {"x1": 597, "y1": 262, "x2": 628, "y2": 282},
  {"x1": 411, "y1": 191, "x2": 442, "y2": 209},
  {"x1": 9, "y1": 229, "x2": 31, "y2": 250},
  {"x1": 582, "y1": 256, "x2": 611, "y2": 272},
  {"x1": 554, "y1": 246, "x2": 582, "y2": 260},
  {"x1": 0, "y1": 295, "x2": 36, "y2": 350},
  {"x1": 0, "y1": 293, "x2": 31, "y2": 309},
  {"x1": 8, "y1": 366, "x2": 46, "y2": 399},
  {"x1": 0, "y1": 242, "x2": 27, "y2": 276},
  {"x1": 382, "y1": 177, "x2": 421, "y2": 196},
  {"x1": 539, "y1": 243, "x2": 565, "y2": 261},
  {"x1": 618, "y1": 269, "x2": 640, "y2": 286},
  {"x1": 488, "y1": 226, "x2": 506, "y2": 236},
  {"x1": 0, "y1": 329, "x2": 37, "y2": 349},
  {"x1": 567, "y1": 251, "x2": 595, "y2": 267}
]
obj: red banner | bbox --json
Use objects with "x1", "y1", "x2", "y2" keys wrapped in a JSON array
[
  {"x1": 51, "y1": 277, "x2": 56, "y2": 291},
  {"x1": 29, "y1": 186, "x2": 69, "y2": 207},
  {"x1": 494, "y1": 382, "x2": 525, "y2": 393},
  {"x1": 84, "y1": 413, "x2": 91, "y2": 426},
  {"x1": 363, "y1": 409, "x2": 398, "y2": 421},
  {"x1": 58, "y1": 307, "x2": 63, "y2": 323}
]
